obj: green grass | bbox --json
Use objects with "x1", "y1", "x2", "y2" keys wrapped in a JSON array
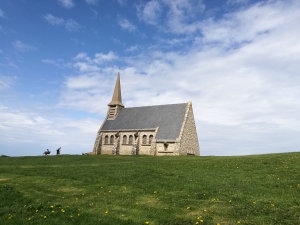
[{"x1": 0, "y1": 153, "x2": 299, "y2": 225}]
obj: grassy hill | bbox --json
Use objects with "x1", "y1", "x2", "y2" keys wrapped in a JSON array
[{"x1": 0, "y1": 153, "x2": 299, "y2": 225}]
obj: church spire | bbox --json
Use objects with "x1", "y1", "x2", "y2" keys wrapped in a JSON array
[{"x1": 108, "y1": 72, "x2": 124, "y2": 107}]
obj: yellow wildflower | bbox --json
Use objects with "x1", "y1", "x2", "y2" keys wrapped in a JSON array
[
  {"x1": 186, "y1": 206, "x2": 191, "y2": 210},
  {"x1": 200, "y1": 219, "x2": 204, "y2": 223},
  {"x1": 36, "y1": 210, "x2": 38, "y2": 213},
  {"x1": 153, "y1": 191, "x2": 157, "y2": 194},
  {"x1": 145, "y1": 222, "x2": 149, "y2": 224},
  {"x1": 44, "y1": 216, "x2": 46, "y2": 219},
  {"x1": 50, "y1": 205, "x2": 54, "y2": 208},
  {"x1": 105, "y1": 211, "x2": 108, "y2": 214}
]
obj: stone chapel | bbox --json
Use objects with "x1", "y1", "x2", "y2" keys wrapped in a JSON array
[{"x1": 92, "y1": 73, "x2": 200, "y2": 156}]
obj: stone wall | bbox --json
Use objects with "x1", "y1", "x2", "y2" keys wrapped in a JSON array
[
  {"x1": 96, "y1": 130, "x2": 156, "y2": 155},
  {"x1": 178, "y1": 103, "x2": 200, "y2": 155},
  {"x1": 156, "y1": 142, "x2": 177, "y2": 156}
]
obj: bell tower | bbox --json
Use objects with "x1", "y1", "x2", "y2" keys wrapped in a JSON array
[{"x1": 107, "y1": 72, "x2": 124, "y2": 120}]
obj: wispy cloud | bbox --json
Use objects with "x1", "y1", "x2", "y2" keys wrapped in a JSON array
[
  {"x1": 0, "y1": 9, "x2": 5, "y2": 19},
  {"x1": 44, "y1": 14, "x2": 64, "y2": 26},
  {"x1": 44, "y1": 14, "x2": 82, "y2": 32},
  {"x1": 137, "y1": 0, "x2": 162, "y2": 25},
  {"x1": 57, "y1": 0, "x2": 75, "y2": 9},
  {"x1": 42, "y1": 59, "x2": 60, "y2": 67},
  {"x1": 0, "y1": 75, "x2": 16, "y2": 92},
  {"x1": 117, "y1": 0, "x2": 127, "y2": 7},
  {"x1": 65, "y1": 19, "x2": 81, "y2": 31},
  {"x1": 12, "y1": 41, "x2": 36, "y2": 52},
  {"x1": 118, "y1": 18, "x2": 137, "y2": 32},
  {"x1": 85, "y1": 0, "x2": 99, "y2": 5}
]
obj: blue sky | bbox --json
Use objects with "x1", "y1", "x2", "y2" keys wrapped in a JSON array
[{"x1": 1, "y1": 0, "x2": 300, "y2": 156}]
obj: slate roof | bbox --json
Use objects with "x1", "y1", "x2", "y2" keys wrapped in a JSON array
[{"x1": 101, "y1": 103, "x2": 188, "y2": 140}]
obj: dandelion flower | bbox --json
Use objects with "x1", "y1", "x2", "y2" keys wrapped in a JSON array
[
  {"x1": 237, "y1": 221, "x2": 241, "y2": 224},
  {"x1": 196, "y1": 222, "x2": 199, "y2": 224},
  {"x1": 44, "y1": 216, "x2": 47, "y2": 219},
  {"x1": 153, "y1": 191, "x2": 157, "y2": 194},
  {"x1": 145, "y1": 222, "x2": 149, "y2": 224},
  {"x1": 28, "y1": 218, "x2": 31, "y2": 221},
  {"x1": 186, "y1": 206, "x2": 191, "y2": 210},
  {"x1": 105, "y1": 211, "x2": 108, "y2": 214},
  {"x1": 203, "y1": 209, "x2": 207, "y2": 212},
  {"x1": 271, "y1": 204, "x2": 275, "y2": 207},
  {"x1": 50, "y1": 205, "x2": 54, "y2": 208},
  {"x1": 200, "y1": 219, "x2": 204, "y2": 223},
  {"x1": 61, "y1": 209, "x2": 65, "y2": 213},
  {"x1": 253, "y1": 202, "x2": 256, "y2": 204}
]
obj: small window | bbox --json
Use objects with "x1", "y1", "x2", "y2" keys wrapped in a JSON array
[
  {"x1": 104, "y1": 135, "x2": 109, "y2": 144},
  {"x1": 110, "y1": 135, "x2": 114, "y2": 145},
  {"x1": 123, "y1": 135, "x2": 127, "y2": 144},
  {"x1": 129, "y1": 135, "x2": 133, "y2": 144},
  {"x1": 149, "y1": 135, "x2": 153, "y2": 144},
  {"x1": 142, "y1": 135, "x2": 147, "y2": 145}
]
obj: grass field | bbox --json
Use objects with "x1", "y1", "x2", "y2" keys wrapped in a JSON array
[{"x1": 0, "y1": 152, "x2": 299, "y2": 225}]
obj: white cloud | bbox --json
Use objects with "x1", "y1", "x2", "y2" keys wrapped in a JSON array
[
  {"x1": 118, "y1": 18, "x2": 137, "y2": 32},
  {"x1": 71, "y1": 52, "x2": 117, "y2": 72},
  {"x1": 94, "y1": 51, "x2": 117, "y2": 64},
  {"x1": 0, "y1": 105, "x2": 100, "y2": 156},
  {"x1": 125, "y1": 45, "x2": 138, "y2": 52},
  {"x1": 12, "y1": 41, "x2": 36, "y2": 52},
  {"x1": 199, "y1": 0, "x2": 299, "y2": 47},
  {"x1": 57, "y1": 0, "x2": 75, "y2": 9},
  {"x1": 57, "y1": 0, "x2": 300, "y2": 156}
]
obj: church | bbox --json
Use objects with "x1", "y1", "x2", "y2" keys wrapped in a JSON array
[{"x1": 92, "y1": 73, "x2": 200, "y2": 156}]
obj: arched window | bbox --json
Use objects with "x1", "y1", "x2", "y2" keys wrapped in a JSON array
[
  {"x1": 123, "y1": 135, "x2": 127, "y2": 145},
  {"x1": 129, "y1": 135, "x2": 133, "y2": 144},
  {"x1": 104, "y1": 135, "x2": 109, "y2": 144},
  {"x1": 110, "y1": 135, "x2": 114, "y2": 145},
  {"x1": 149, "y1": 135, "x2": 153, "y2": 144},
  {"x1": 142, "y1": 135, "x2": 147, "y2": 145}
]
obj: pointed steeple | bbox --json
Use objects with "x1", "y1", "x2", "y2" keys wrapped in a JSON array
[{"x1": 108, "y1": 72, "x2": 124, "y2": 107}]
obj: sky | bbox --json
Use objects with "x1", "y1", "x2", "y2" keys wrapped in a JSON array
[{"x1": 0, "y1": 0, "x2": 300, "y2": 157}]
